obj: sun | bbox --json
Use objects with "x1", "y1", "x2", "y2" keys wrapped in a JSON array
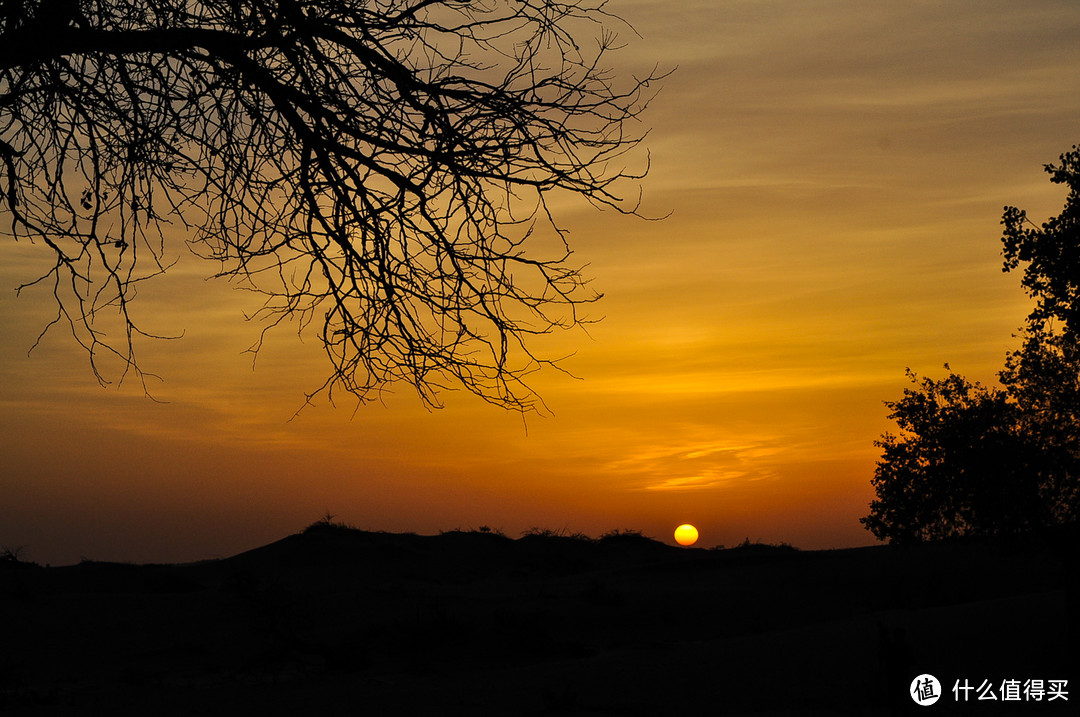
[{"x1": 674, "y1": 523, "x2": 699, "y2": 546}]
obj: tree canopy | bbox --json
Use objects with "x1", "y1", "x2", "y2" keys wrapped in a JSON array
[
  {"x1": 1002, "y1": 148, "x2": 1080, "y2": 346},
  {"x1": 0, "y1": 0, "x2": 662, "y2": 411},
  {"x1": 863, "y1": 147, "x2": 1080, "y2": 543},
  {"x1": 862, "y1": 369, "x2": 1047, "y2": 543}
]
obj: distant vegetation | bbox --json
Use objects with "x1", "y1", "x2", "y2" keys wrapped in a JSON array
[
  {"x1": 521, "y1": 527, "x2": 594, "y2": 541},
  {"x1": 729, "y1": 537, "x2": 798, "y2": 552},
  {"x1": 0, "y1": 546, "x2": 40, "y2": 569},
  {"x1": 302, "y1": 512, "x2": 357, "y2": 534},
  {"x1": 303, "y1": 518, "x2": 799, "y2": 552}
]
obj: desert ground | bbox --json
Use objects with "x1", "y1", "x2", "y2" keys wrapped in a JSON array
[{"x1": 1, "y1": 524, "x2": 1076, "y2": 715}]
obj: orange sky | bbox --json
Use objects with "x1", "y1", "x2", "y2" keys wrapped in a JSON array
[{"x1": 3, "y1": 1, "x2": 1080, "y2": 565}]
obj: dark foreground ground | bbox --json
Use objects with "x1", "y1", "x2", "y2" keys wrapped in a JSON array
[{"x1": 1, "y1": 525, "x2": 1076, "y2": 716}]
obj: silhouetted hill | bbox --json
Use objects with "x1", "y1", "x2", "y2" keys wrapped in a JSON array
[{"x1": 1, "y1": 527, "x2": 1075, "y2": 715}]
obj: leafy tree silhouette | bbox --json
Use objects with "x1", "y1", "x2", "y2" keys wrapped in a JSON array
[
  {"x1": 862, "y1": 368, "x2": 1045, "y2": 543},
  {"x1": 864, "y1": 147, "x2": 1080, "y2": 543},
  {"x1": 0, "y1": 0, "x2": 663, "y2": 411}
]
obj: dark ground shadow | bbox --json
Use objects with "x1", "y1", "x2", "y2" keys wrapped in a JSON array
[{"x1": 1, "y1": 526, "x2": 1075, "y2": 715}]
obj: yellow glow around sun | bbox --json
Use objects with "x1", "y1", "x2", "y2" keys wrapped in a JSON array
[{"x1": 674, "y1": 523, "x2": 699, "y2": 546}]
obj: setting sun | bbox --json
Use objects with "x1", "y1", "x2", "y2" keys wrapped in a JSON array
[{"x1": 674, "y1": 524, "x2": 699, "y2": 546}]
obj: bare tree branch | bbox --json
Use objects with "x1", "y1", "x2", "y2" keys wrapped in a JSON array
[{"x1": 0, "y1": 0, "x2": 666, "y2": 411}]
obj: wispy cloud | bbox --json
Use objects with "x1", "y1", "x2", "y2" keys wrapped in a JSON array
[{"x1": 601, "y1": 436, "x2": 783, "y2": 492}]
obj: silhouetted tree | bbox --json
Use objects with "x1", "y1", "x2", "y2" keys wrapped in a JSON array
[
  {"x1": 1002, "y1": 147, "x2": 1080, "y2": 347},
  {"x1": 0, "y1": 0, "x2": 662, "y2": 410},
  {"x1": 861, "y1": 369, "x2": 1047, "y2": 543},
  {"x1": 998, "y1": 146, "x2": 1080, "y2": 525},
  {"x1": 864, "y1": 147, "x2": 1080, "y2": 543}
]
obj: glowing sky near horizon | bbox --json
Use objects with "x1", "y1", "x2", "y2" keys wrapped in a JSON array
[{"x1": 3, "y1": 0, "x2": 1080, "y2": 565}]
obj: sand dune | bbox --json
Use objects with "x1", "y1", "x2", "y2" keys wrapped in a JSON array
[{"x1": 1, "y1": 525, "x2": 1075, "y2": 715}]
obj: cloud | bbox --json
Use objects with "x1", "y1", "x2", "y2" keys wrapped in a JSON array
[{"x1": 601, "y1": 435, "x2": 783, "y2": 492}]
